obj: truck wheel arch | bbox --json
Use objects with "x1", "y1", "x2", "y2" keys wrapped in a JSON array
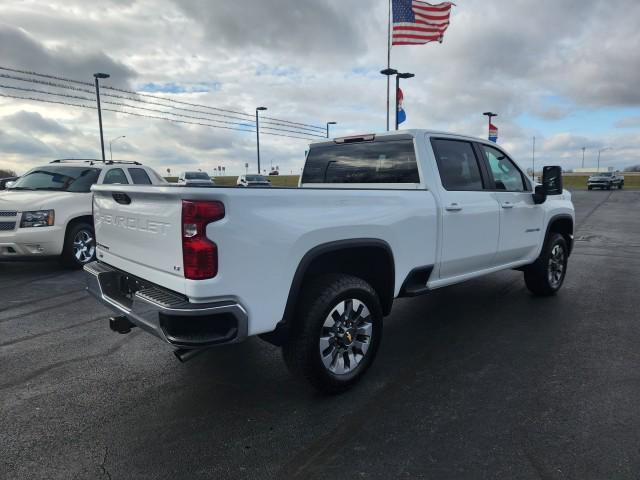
[
  {"x1": 261, "y1": 239, "x2": 395, "y2": 346},
  {"x1": 545, "y1": 214, "x2": 574, "y2": 256}
]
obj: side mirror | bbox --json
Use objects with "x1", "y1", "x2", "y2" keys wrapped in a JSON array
[
  {"x1": 543, "y1": 165, "x2": 563, "y2": 195},
  {"x1": 532, "y1": 165, "x2": 563, "y2": 204}
]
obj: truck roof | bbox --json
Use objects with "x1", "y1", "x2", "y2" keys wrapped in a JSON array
[{"x1": 311, "y1": 129, "x2": 489, "y2": 148}]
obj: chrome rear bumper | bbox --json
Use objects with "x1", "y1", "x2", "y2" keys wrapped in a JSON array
[{"x1": 84, "y1": 261, "x2": 248, "y2": 348}]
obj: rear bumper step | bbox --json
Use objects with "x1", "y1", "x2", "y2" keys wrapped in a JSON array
[{"x1": 84, "y1": 261, "x2": 248, "y2": 348}]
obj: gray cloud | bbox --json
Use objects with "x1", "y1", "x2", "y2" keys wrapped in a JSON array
[
  {"x1": 0, "y1": 23, "x2": 135, "y2": 88},
  {"x1": 4, "y1": 111, "x2": 69, "y2": 135},
  {"x1": 174, "y1": 0, "x2": 366, "y2": 61}
]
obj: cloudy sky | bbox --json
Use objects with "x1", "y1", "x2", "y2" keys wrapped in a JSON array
[{"x1": 1, "y1": 0, "x2": 639, "y2": 177}]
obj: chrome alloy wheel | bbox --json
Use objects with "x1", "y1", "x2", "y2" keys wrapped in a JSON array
[
  {"x1": 319, "y1": 298, "x2": 373, "y2": 375},
  {"x1": 73, "y1": 229, "x2": 95, "y2": 264},
  {"x1": 548, "y1": 244, "x2": 565, "y2": 288}
]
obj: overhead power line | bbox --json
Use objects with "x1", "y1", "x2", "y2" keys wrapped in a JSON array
[
  {"x1": 0, "y1": 67, "x2": 328, "y2": 133},
  {"x1": 0, "y1": 83, "x2": 325, "y2": 137},
  {"x1": 0, "y1": 91, "x2": 322, "y2": 142}
]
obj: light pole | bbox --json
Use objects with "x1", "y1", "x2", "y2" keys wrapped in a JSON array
[
  {"x1": 395, "y1": 72, "x2": 415, "y2": 130},
  {"x1": 255, "y1": 106, "x2": 267, "y2": 174},
  {"x1": 581, "y1": 147, "x2": 586, "y2": 169},
  {"x1": 109, "y1": 135, "x2": 126, "y2": 161},
  {"x1": 483, "y1": 112, "x2": 497, "y2": 141},
  {"x1": 597, "y1": 147, "x2": 610, "y2": 172},
  {"x1": 380, "y1": 68, "x2": 398, "y2": 131},
  {"x1": 326, "y1": 121, "x2": 336, "y2": 138},
  {"x1": 93, "y1": 73, "x2": 110, "y2": 163}
]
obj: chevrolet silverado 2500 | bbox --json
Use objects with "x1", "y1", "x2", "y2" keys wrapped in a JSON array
[{"x1": 85, "y1": 130, "x2": 575, "y2": 392}]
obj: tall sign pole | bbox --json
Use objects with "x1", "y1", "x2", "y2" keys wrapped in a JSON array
[
  {"x1": 93, "y1": 73, "x2": 110, "y2": 163},
  {"x1": 386, "y1": 0, "x2": 392, "y2": 131}
]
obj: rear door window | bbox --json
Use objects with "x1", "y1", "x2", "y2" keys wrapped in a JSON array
[
  {"x1": 302, "y1": 138, "x2": 419, "y2": 184},
  {"x1": 102, "y1": 168, "x2": 129, "y2": 185},
  {"x1": 128, "y1": 168, "x2": 152, "y2": 185},
  {"x1": 431, "y1": 139, "x2": 484, "y2": 191}
]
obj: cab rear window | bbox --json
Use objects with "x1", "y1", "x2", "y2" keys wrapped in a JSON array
[{"x1": 302, "y1": 138, "x2": 419, "y2": 184}]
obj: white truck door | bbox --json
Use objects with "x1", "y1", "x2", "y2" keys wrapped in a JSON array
[
  {"x1": 431, "y1": 138, "x2": 501, "y2": 279},
  {"x1": 478, "y1": 143, "x2": 544, "y2": 265}
]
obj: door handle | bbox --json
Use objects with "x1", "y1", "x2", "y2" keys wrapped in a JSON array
[
  {"x1": 445, "y1": 203, "x2": 462, "y2": 212},
  {"x1": 501, "y1": 202, "x2": 514, "y2": 209}
]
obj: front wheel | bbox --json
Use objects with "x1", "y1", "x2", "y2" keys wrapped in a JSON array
[
  {"x1": 61, "y1": 223, "x2": 96, "y2": 269},
  {"x1": 282, "y1": 274, "x2": 383, "y2": 394},
  {"x1": 524, "y1": 233, "x2": 568, "y2": 296}
]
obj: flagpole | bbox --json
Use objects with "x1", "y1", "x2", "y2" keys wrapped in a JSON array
[{"x1": 386, "y1": 0, "x2": 391, "y2": 131}]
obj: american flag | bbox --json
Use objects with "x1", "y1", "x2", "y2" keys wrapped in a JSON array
[{"x1": 392, "y1": 0, "x2": 454, "y2": 46}]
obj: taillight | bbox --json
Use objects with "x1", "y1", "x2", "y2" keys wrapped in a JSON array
[{"x1": 182, "y1": 200, "x2": 225, "y2": 280}]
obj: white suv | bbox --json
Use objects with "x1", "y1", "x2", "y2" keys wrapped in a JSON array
[{"x1": 0, "y1": 159, "x2": 165, "y2": 268}]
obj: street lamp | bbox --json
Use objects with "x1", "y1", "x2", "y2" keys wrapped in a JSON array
[
  {"x1": 256, "y1": 107, "x2": 267, "y2": 174},
  {"x1": 597, "y1": 147, "x2": 611, "y2": 172},
  {"x1": 326, "y1": 121, "x2": 337, "y2": 138},
  {"x1": 380, "y1": 68, "x2": 398, "y2": 131},
  {"x1": 109, "y1": 135, "x2": 126, "y2": 162},
  {"x1": 483, "y1": 112, "x2": 497, "y2": 141},
  {"x1": 395, "y1": 72, "x2": 414, "y2": 130},
  {"x1": 93, "y1": 73, "x2": 110, "y2": 163}
]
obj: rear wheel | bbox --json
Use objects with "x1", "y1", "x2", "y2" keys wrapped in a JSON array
[
  {"x1": 524, "y1": 233, "x2": 568, "y2": 296},
  {"x1": 619, "y1": 183, "x2": 624, "y2": 189},
  {"x1": 282, "y1": 274, "x2": 383, "y2": 394},
  {"x1": 588, "y1": 186, "x2": 592, "y2": 190},
  {"x1": 61, "y1": 223, "x2": 96, "y2": 269}
]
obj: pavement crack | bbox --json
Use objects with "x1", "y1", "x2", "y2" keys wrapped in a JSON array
[
  {"x1": 0, "y1": 288, "x2": 85, "y2": 314},
  {"x1": 0, "y1": 315, "x2": 107, "y2": 347},
  {"x1": 99, "y1": 446, "x2": 112, "y2": 480},
  {"x1": 575, "y1": 191, "x2": 613, "y2": 231},
  {"x1": 0, "y1": 294, "x2": 92, "y2": 324},
  {"x1": 0, "y1": 330, "x2": 141, "y2": 391}
]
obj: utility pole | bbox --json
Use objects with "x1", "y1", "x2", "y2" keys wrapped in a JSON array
[
  {"x1": 93, "y1": 73, "x2": 110, "y2": 162},
  {"x1": 532, "y1": 136, "x2": 536, "y2": 181},
  {"x1": 255, "y1": 107, "x2": 267, "y2": 174},
  {"x1": 581, "y1": 147, "x2": 586, "y2": 169}
]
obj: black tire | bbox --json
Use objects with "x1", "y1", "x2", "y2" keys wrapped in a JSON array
[
  {"x1": 588, "y1": 186, "x2": 592, "y2": 190},
  {"x1": 619, "y1": 183, "x2": 624, "y2": 190},
  {"x1": 524, "y1": 232, "x2": 568, "y2": 296},
  {"x1": 606, "y1": 183, "x2": 612, "y2": 190},
  {"x1": 61, "y1": 222, "x2": 96, "y2": 269},
  {"x1": 282, "y1": 274, "x2": 383, "y2": 394}
]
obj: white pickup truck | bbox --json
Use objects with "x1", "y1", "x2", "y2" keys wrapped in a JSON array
[{"x1": 85, "y1": 130, "x2": 574, "y2": 393}]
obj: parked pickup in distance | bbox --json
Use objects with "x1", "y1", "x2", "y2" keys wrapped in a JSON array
[
  {"x1": 237, "y1": 174, "x2": 271, "y2": 187},
  {"x1": 587, "y1": 171, "x2": 624, "y2": 190},
  {"x1": 85, "y1": 130, "x2": 575, "y2": 392},
  {"x1": 178, "y1": 171, "x2": 215, "y2": 187},
  {"x1": 0, "y1": 159, "x2": 165, "y2": 268}
]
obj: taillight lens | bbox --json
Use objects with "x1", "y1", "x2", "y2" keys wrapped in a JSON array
[{"x1": 182, "y1": 200, "x2": 225, "y2": 280}]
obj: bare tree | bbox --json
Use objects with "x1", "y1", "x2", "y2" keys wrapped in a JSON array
[{"x1": 0, "y1": 168, "x2": 17, "y2": 178}]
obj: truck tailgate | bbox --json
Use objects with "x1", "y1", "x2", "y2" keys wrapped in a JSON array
[{"x1": 93, "y1": 186, "x2": 185, "y2": 290}]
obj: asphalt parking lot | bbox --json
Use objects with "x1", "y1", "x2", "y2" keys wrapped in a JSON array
[{"x1": 1, "y1": 190, "x2": 639, "y2": 480}]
